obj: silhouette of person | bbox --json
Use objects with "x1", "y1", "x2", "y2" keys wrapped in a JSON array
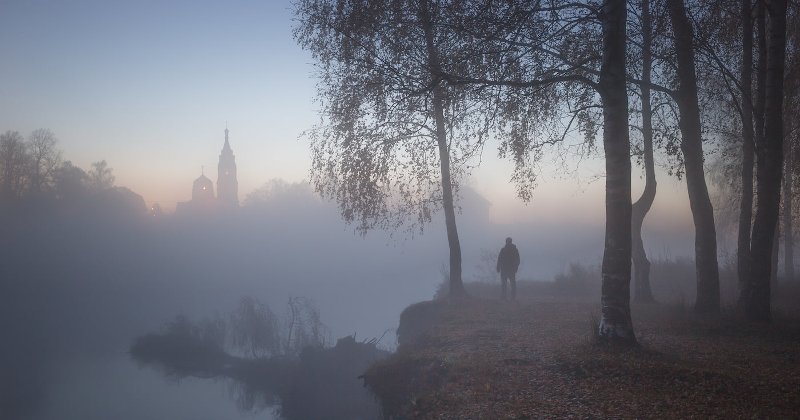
[{"x1": 496, "y1": 237, "x2": 520, "y2": 300}]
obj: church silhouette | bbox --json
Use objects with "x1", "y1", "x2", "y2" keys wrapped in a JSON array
[{"x1": 176, "y1": 126, "x2": 239, "y2": 214}]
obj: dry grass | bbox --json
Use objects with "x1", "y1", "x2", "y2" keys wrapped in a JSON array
[{"x1": 364, "y1": 296, "x2": 800, "y2": 419}]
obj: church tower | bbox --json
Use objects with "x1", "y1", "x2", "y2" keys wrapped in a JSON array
[{"x1": 217, "y1": 126, "x2": 239, "y2": 207}]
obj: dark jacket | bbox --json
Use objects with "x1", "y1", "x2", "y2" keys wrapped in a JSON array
[{"x1": 497, "y1": 244, "x2": 520, "y2": 274}]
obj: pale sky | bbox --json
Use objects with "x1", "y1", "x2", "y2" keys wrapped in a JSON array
[
  {"x1": 0, "y1": 0, "x2": 696, "y2": 235},
  {"x1": 1, "y1": 0, "x2": 314, "y2": 207}
]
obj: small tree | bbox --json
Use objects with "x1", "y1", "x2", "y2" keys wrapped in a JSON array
[
  {"x1": 230, "y1": 297, "x2": 280, "y2": 358},
  {"x1": 283, "y1": 296, "x2": 330, "y2": 355},
  {"x1": 27, "y1": 128, "x2": 62, "y2": 194},
  {"x1": 87, "y1": 160, "x2": 115, "y2": 191},
  {"x1": 0, "y1": 130, "x2": 30, "y2": 200},
  {"x1": 53, "y1": 161, "x2": 88, "y2": 201}
]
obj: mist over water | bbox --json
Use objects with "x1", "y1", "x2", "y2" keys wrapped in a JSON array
[{"x1": 31, "y1": 357, "x2": 265, "y2": 420}]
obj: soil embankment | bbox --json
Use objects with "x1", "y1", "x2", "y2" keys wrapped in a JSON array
[{"x1": 364, "y1": 297, "x2": 800, "y2": 418}]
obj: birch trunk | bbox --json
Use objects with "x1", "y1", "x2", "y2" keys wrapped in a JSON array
[
  {"x1": 737, "y1": 0, "x2": 755, "y2": 294},
  {"x1": 420, "y1": 0, "x2": 465, "y2": 297},
  {"x1": 746, "y1": 0, "x2": 787, "y2": 322},
  {"x1": 667, "y1": 0, "x2": 720, "y2": 314},
  {"x1": 598, "y1": 0, "x2": 635, "y2": 344},
  {"x1": 784, "y1": 117, "x2": 795, "y2": 283},
  {"x1": 632, "y1": 0, "x2": 657, "y2": 304}
]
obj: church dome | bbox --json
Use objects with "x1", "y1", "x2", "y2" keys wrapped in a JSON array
[{"x1": 192, "y1": 173, "x2": 215, "y2": 202}]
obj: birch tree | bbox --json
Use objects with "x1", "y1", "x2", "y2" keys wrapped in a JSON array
[
  {"x1": 631, "y1": 0, "x2": 658, "y2": 303},
  {"x1": 665, "y1": 0, "x2": 721, "y2": 313},
  {"x1": 744, "y1": 0, "x2": 788, "y2": 321},
  {"x1": 294, "y1": 0, "x2": 497, "y2": 296}
]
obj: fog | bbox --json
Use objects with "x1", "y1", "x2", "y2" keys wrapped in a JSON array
[{"x1": 0, "y1": 178, "x2": 696, "y2": 419}]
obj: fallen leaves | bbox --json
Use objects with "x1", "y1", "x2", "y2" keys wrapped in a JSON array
[{"x1": 366, "y1": 298, "x2": 800, "y2": 419}]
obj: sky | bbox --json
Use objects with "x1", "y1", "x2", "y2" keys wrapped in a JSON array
[
  {"x1": 0, "y1": 0, "x2": 315, "y2": 207},
  {"x1": 0, "y1": 0, "x2": 697, "y2": 232}
]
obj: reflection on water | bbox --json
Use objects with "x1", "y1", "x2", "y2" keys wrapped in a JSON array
[{"x1": 32, "y1": 355, "x2": 272, "y2": 420}]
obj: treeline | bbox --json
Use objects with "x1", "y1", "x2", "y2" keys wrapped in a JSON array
[
  {"x1": 0, "y1": 129, "x2": 117, "y2": 205},
  {"x1": 294, "y1": 0, "x2": 799, "y2": 343}
]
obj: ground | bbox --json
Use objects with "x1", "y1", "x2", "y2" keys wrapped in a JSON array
[{"x1": 365, "y1": 296, "x2": 800, "y2": 419}]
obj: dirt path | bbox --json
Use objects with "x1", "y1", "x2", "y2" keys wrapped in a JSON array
[{"x1": 365, "y1": 297, "x2": 800, "y2": 419}]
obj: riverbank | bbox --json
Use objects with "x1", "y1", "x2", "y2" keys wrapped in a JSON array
[{"x1": 364, "y1": 296, "x2": 800, "y2": 418}]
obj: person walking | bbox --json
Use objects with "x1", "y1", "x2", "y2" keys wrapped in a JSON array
[{"x1": 497, "y1": 237, "x2": 520, "y2": 300}]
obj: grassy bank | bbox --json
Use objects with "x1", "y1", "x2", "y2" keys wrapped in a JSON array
[{"x1": 364, "y1": 295, "x2": 800, "y2": 418}]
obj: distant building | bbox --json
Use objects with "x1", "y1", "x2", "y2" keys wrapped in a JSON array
[
  {"x1": 192, "y1": 172, "x2": 215, "y2": 203},
  {"x1": 176, "y1": 127, "x2": 239, "y2": 215},
  {"x1": 217, "y1": 127, "x2": 239, "y2": 207}
]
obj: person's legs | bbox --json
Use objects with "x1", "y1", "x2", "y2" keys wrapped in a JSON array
[
  {"x1": 510, "y1": 272, "x2": 517, "y2": 300},
  {"x1": 501, "y1": 273, "x2": 508, "y2": 300}
]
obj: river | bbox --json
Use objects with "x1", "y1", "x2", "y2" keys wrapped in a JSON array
[{"x1": 32, "y1": 354, "x2": 272, "y2": 420}]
